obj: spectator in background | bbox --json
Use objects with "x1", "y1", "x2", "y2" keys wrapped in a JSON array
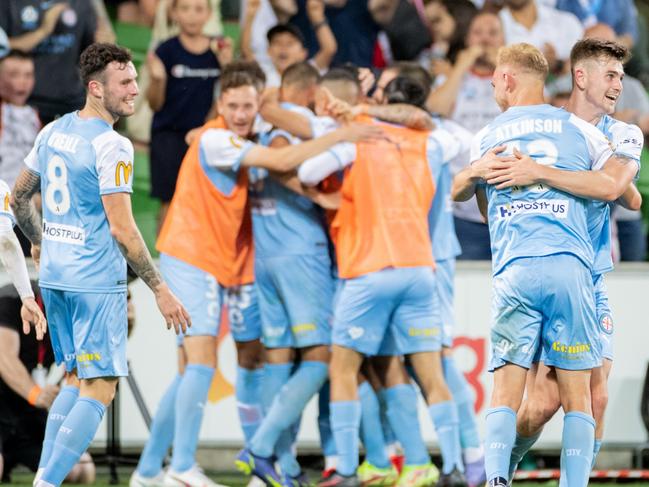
[
  {"x1": 422, "y1": 0, "x2": 477, "y2": 67},
  {"x1": 290, "y1": 0, "x2": 379, "y2": 68},
  {"x1": 147, "y1": 0, "x2": 229, "y2": 231},
  {"x1": 0, "y1": 282, "x2": 95, "y2": 484},
  {"x1": 426, "y1": 12, "x2": 504, "y2": 259},
  {"x1": 0, "y1": 29, "x2": 8, "y2": 58},
  {"x1": 499, "y1": 0, "x2": 583, "y2": 75},
  {"x1": 0, "y1": 1, "x2": 97, "y2": 124},
  {"x1": 0, "y1": 50, "x2": 41, "y2": 256},
  {"x1": 242, "y1": 0, "x2": 336, "y2": 87},
  {"x1": 104, "y1": 0, "x2": 159, "y2": 25}
]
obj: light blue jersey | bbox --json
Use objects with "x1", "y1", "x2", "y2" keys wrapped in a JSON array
[
  {"x1": 248, "y1": 104, "x2": 330, "y2": 257},
  {"x1": 25, "y1": 112, "x2": 134, "y2": 293},
  {"x1": 588, "y1": 115, "x2": 643, "y2": 275},
  {"x1": 471, "y1": 105, "x2": 613, "y2": 276}
]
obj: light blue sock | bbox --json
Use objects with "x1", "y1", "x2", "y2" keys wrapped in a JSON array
[
  {"x1": 379, "y1": 396, "x2": 397, "y2": 447},
  {"x1": 443, "y1": 357, "x2": 481, "y2": 450},
  {"x1": 251, "y1": 361, "x2": 328, "y2": 457},
  {"x1": 276, "y1": 421, "x2": 301, "y2": 477},
  {"x1": 318, "y1": 382, "x2": 337, "y2": 457},
  {"x1": 236, "y1": 366, "x2": 265, "y2": 445},
  {"x1": 561, "y1": 412, "x2": 594, "y2": 487},
  {"x1": 485, "y1": 407, "x2": 516, "y2": 482},
  {"x1": 41, "y1": 397, "x2": 105, "y2": 485},
  {"x1": 592, "y1": 439, "x2": 602, "y2": 468},
  {"x1": 331, "y1": 400, "x2": 361, "y2": 476},
  {"x1": 359, "y1": 382, "x2": 390, "y2": 469},
  {"x1": 429, "y1": 401, "x2": 463, "y2": 474},
  {"x1": 171, "y1": 364, "x2": 215, "y2": 472},
  {"x1": 137, "y1": 375, "x2": 181, "y2": 477},
  {"x1": 38, "y1": 385, "x2": 79, "y2": 469},
  {"x1": 380, "y1": 385, "x2": 430, "y2": 466},
  {"x1": 508, "y1": 431, "x2": 541, "y2": 480}
]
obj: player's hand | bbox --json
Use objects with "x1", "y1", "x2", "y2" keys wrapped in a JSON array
[
  {"x1": 340, "y1": 122, "x2": 385, "y2": 142},
  {"x1": 21, "y1": 297, "x2": 47, "y2": 341},
  {"x1": 30, "y1": 244, "x2": 41, "y2": 271},
  {"x1": 306, "y1": 188, "x2": 341, "y2": 209},
  {"x1": 185, "y1": 127, "x2": 201, "y2": 145},
  {"x1": 35, "y1": 384, "x2": 60, "y2": 409},
  {"x1": 454, "y1": 45, "x2": 484, "y2": 72},
  {"x1": 41, "y1": 3, "x2": 68, "y2": 35},
  {"x1": 147, "y1": 52, "x2": 167, "y2": 81},
  {"x1": 260, "y1": 87, "x2": 280, "y2": 111},
  {"x1": 358, "y1": 68, "x2": 375, "y2": 97},
  {"x1": 486, "y1": 148, "x2": 543, "y2": 189},
  {"x1": 211, "y1": 36, "x2": 234, "y2": 66},
  {"x1": 470, "y1": 145, "x2": 515, "y2": 180},
  {"x1": 154, "y1": 283, "x2": 191, "y2": 334},
  {"x1": 307, "y1": 0, "x2": 326, "y2": 23}
]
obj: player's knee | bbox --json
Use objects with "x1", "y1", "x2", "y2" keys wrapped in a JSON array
[
  {"x1": 592, "y1": 388, "x2": 609, "y2": 421},
  {"x1": 528, "y1": 398, "x2": 559, "y2": 429},
  {"x1": 236, "y1": 340, "x2": 264, "y2": 369}
]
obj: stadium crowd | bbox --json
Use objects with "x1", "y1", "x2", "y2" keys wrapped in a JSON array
[{"x1": 0, "y1": 1, "x2": 647, "y2": 487}]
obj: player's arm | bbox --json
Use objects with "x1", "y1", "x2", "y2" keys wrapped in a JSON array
[
  {"x1": 353, "y1": 103, "x2": 434, "y2": 131},
  {"x1": 10, "y1": 169, "x2": 42, "y2": 261},
  {"x1": 0, "y1": 326, "x2": 58, "y2": 408},
  {"x1": 259, "y1": 93, "x2": 315, "y2": 140},
  {"x1": 487, "y1": 151, "x2": 639, "y2": 202},
  {"x1": 242, "y1": 123, "x2": 380, "y2": 171},
  {"x1": 617, "y1": 183, "x2": 642, "y2": 211},
  {"x1": 451, "y1": 145, "x2": 510, "y2": 202},
  {"x1": 476, "y1": 186, "x2": 488, "y2": 222}
]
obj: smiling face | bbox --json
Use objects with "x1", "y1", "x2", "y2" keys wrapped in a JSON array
[
  {"x1": 0, "y1": 55, "x2": 35, "y2": 106},
  {"x1": 267, "y1": 32, "x2": 307, "y2": 75},
  {"x1": 576, "y1": 56, "x2": 624, "y2": 115},
  {"x1": 98, "y1": 61, "x2": 139, "y2": 119},
  {"x1": 217, "y1": 85, "x2": 259, "y2": 137}
]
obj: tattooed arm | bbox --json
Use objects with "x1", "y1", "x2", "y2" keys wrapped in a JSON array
[
  {"x1": 101, "y1": 193, "x2": 190, "y2": 334},
  {"x1": 355, "y1": 103, "x2": 435, "y2": 131},
  {"x1": 10, "y1": 169, "x2": 42, "y2": 246}
]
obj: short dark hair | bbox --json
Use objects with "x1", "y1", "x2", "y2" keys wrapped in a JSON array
[
  {"x1": 0, "y1": 49, "x2": 33, "y2": 63},
  {"x1": 389, "y1": 62, "x2": 433, "y2": 99},
  {"x1": 267, "y1": 23, "x2": 306, "y2": 46},
  {"x1": 79, "y1": 43, "x2": 132, "y2": 86},
  {"x1": 384, "y1": 75, "x2": 428, "y2": 109},
  {"x1": 570, "y1": 38, "x2": 630, "y2": 74},
  {"x1": 281, "y1": 61, "x2": 320, "y2": 88},
  {"x1": 320, "y1": 66, "x2": 361, "y2": 91},
  {"x1": 219, "y1": 60, "x2": 266, "y2": 95}
]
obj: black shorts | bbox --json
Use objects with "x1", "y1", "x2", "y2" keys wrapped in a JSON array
[
  {"x1": 0, "y1": 410, "x2": 46, "y2": 481},
  {"x1": 149, "y1": 130, "x2": 189, "y2": 202}
]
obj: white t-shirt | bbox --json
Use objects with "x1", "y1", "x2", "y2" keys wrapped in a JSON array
[
  {"x1": 0, "y1": 102, "x2": 41, "y2": 188},
  {"x1": 499, "y1": 4, "x2": 584, "y2": 61}
]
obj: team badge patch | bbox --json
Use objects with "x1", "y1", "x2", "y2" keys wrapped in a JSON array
[{"x1": 600, "y1": 314, "x2": 614, "y2": 335}]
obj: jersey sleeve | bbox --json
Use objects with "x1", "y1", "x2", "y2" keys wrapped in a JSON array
[
  {"x1": 469, "y1": 125, "x2": 490, "y2": 163},
  {"x1": 311, "y1": 116, "x2": 339, "y2": 138},
  {"x1": 199, "y1": 128, "x2": 255, "y2": 170},
  {"x1": 23, "y1": 121, "x2": 56, "y2": 174},
  {"x1": 609, "y1": 122, "x2": 643, "y2": 166},
  {"x1": 569, "y1": 114, "x2": 613, "y2": 170},
  {"x1": 94, "y1": 133, "x2": 135, "y2": 195},
  {"x1": 0, "y1": 180, "x2": 15, "y2": 227},
  {"x1": 298, "y1": 142, "x2": 356, "y2": 186}
]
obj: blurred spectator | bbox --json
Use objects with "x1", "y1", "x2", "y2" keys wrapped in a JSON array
[
  {"x1": 422, "y1": 0, "x2": 478, "y2": 67},
  {"x1": 0, "y1": 50, "x2": 41, "y2": 256},
  {"x1": 290, "y1": 0, "x2": 379, "y2": 68},
  {"x1": 428, "y1": 11, "x2": 505, "y2": 260},
  {"x1": 499, "y1": 0, "x2": 583, "y2": 75},
  {"x1": 0, "y1": 1, "x2": 97, "y2": 124},
  {"x1": 91, "y1": 0, "x2": 117, "y2": 43},
  {"x1": 124, "y1": 0, "x2": 223, "y2": 143},
  {"x1": 0, "y1": 28, "x2": 8, "y2": 58},
  {"x1": 147, "y1": 0, "x2": 228, "y2": 231},
  {"x1": 242, "y1": 0, "x2": 336, "y2": 86},
  {"x1": 369, "y1": 0, "x2": 431, "y2": 64},
  {"x1": 0, "y1": 282, "x2": 95, "y2": 483},
  {"x1": 240, "y1": 0, "x2": 279, "y2": 80},
  {"x1": 104, "y1": 0, "x2": 159, "y2": 25},
  {"x1": 554, "y1": 0, "x2": 638, "y2": 48}
]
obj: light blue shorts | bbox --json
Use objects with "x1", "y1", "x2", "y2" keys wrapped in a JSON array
[
  {"x1": 593, "y1": 274, "x2": 614, "y2": 361},
  {"x1": 489, "y1": 254, "x2": 600, "y2": 372},
  {"x1": 332, "y1": 267, "x2": 442, "y2": 356},
  {"x1": 436, "y1": 259, "x2": 456, "y2": 348},
  {"x1": 41, "y1": 288, "x2": 128, "y2": 379},
  {"x1": 256, "y1": 254, "x2": 334, "y2": 349},
  {"x1": 160, "y1": 253, "x2": 261, "y2": 343}
]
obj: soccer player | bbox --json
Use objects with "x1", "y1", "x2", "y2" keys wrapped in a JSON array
[
  {"x1": 451, "y1": 43, "x2": 638, "y2": 487},
  {"x1": 0, "y1": 179, "x2": 45, "y2": 340},
  {"x1": 132, "y1": 60, "x2": 381, "y2": 487},
  {"x1": 295, "y1": 79, "x2": 465, "y2": 487},
  {"x1": 10, "y1": 43, "x2": 189, "y2": 487},
  {"x1": 237, "y1": 61, "x2": 336, "y2": 486},
  {"x1": 480, "y1": 38, "x2": 643, "y2": 482}
]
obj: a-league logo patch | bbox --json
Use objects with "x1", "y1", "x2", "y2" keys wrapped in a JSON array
[{"x1": 600, "y1": 314, "x2": 614, "y2": 335}]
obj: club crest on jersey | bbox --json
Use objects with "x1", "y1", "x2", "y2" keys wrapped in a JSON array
[
  {"x1": 600, "y1": 314, "x2": 614, "y2": 335},
  {"x1": 229, "y1": 135, "x2": 245, "y2": 149},
  {"x1": 115, "y1": 161, "x2": 133, "y2": 186}
]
